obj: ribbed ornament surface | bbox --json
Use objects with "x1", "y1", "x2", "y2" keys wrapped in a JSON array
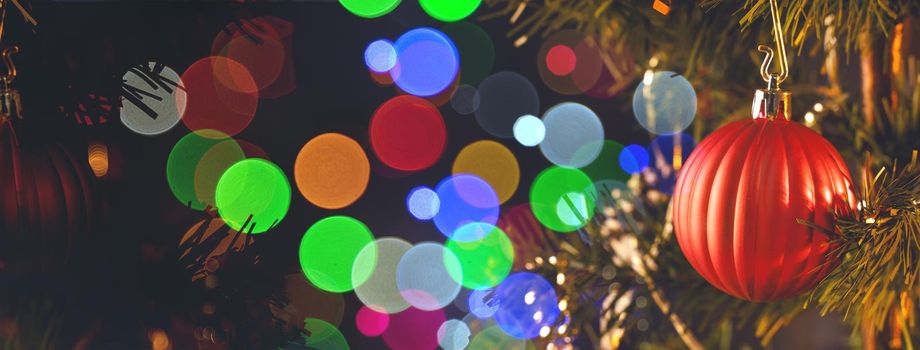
[
  {"x1": 0, "y1": 120, "x2": 97, "y2": 272},
  {"x1": 673, "y1": 118, "x2": 856, "y2": 301}
]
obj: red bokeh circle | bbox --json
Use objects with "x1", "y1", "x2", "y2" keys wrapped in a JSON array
[
  {"x1": 369, "y1": 95, "x2": 447, "y2": 171},
  {"x1": 180, "y1": 56, "x2": 258, "y2": 137},
  {"x1": 356, "y1": 305, "x2": 390, "y2": 337},
  {"x1": 211, "y1": 17, "x2": 287, "y2": 93},
  {"x1": 546, "y1": 45, "x2": 577, "y2": 76},
  {"x1": 382, "y1": 307, "x2": 445, "y2": 350}
]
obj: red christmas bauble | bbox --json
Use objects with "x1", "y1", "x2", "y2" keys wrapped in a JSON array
[
  {"x1": 0, "y1": 119, "x2": 97, "y2": 271},
  {"x1": 673, "y1": 116, "x2": 856, "y2": 301}
]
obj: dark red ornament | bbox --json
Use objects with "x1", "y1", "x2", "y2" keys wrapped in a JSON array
[
  {"x1": 0, "y1": 119, "x2": 96, "y2": 271},
  {"x1": 673, "y1": 99, "x2": 856, "y2": 301}
]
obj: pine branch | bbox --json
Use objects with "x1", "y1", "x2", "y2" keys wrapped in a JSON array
[
  {"x1": 535, "y1": 173, "x2": 805, "y2": 348},
  {"x1": 716, "y1": 0, "x2": 920, "y2": 53},
  {"x1": 609, "y1": 202, "x2": 705, "y2": 350},
  {"x1": 810, "y1": 151, "x2": 920, "y2": 335}
]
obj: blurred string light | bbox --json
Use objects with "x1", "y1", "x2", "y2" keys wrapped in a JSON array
[
  {"x1": 469, "y1": 288, "x2": 499, "y2": 318},
  {"x1": 437, "y1": 319, "x2": 472, "y2": 350},
  {"x1": 618, "y1": 144, "x2": 650, "y2": 175},
  {"x1": 468, "y1": 325, "x2": 535, "y2": 348},
  {"x1": 148, "y1": 329, "x2": 170, "y2": 350},
  {"x1": 540, "y1": 102, "x2": 604, "y2": 168},
  {"x1": 647, "y1": 133, "x2": 696, "y2": 194},
  {"x1": 581, "y1": 140, "x2": 630, "y2": 188},
  {"x1": 530, "y1": 166, "x2": 596, "y2": 232},
  {"x1": 494, "y1": 272, "x2": 560, "y2": 339},
  {"x1": 433, "y1": 174, "x2": 500, "y2": 240},
  {"x1": 120, "y1": 62, "x2": 185, "y2": 136},
  {"x1": 632, "y1": 70, "x2": 697, "y2": 135},
  {"x1": 546, "y1": 45, "x2": 576, "y2": 76},
  {"x1": 804, "y1": 102, "x2": 827, "y2": 127},
  {"x1": 396, "y1": 243, "x2": 463, "y2": 310},
  {"x1": 452, "y1": 140, "x2": 520, "y2": 204},
  {"x1": 442, "y1": 21, "x2": 495, "y2": 85},
  {"x1": 353, "y1": 237, "x2": 412, "y2": 314},
  {"x1": 356, "y1": 306, "x2": 390, "y2": 337},
  {"x1": 446, "y1": 223, "x2": 515, "y2": 289},
  {"x1": 365, "y1": 39, "x2": 397, "y2": 73},
  {"x1": 383, "y1": 307, "x2": 446, "y2": 350},
  {"x1": 406, "y1": 186, "x2": 440, "y2": 220},
  {"x1": 302, "y1": 318, "x2": 350, "y2": 349},
  {"x1": 450, "y1": 84, "x2": 481, "y2": 115},
  {"x1": 180, "y1": 56, "x2": 258, "y2": 137},
  {"x1": 804, "y1": 111, "x2": 816, "y2": 127},
  {"x1": 299, "y1": 216, "x2": 375, "y2": 293},
  {"x1": 476, "y1": 71, "x2": 540, "y2": 138},
  {"x1": 194, "y1": 138, "x2": 244, "y2": 209},
  {"x1": 420, "y1": 0, "x2": 481, "y2": 22},
  {"x1": 294, "y1": 133, "x2": 370, "y2": 209},
  {"x1": 339, "y1": 0, "x2": 401, "y2": 18},
  {"x1": 167, "y1": 130, "x2": 233, "y2": 210},
  {"x1": 370, "y1": 95, "x2": 447, "y2": 171},
  {"x1": 513, "y1": 115, "x2": 545, "y2": 147},
  {"x1": 212, "y1": 17, "x2": 290, "y2": 94},
  {"x1": 537, "y1": 30, "x2": 606, "y2": 96},
  {"x1": 214, "y1": 159, "x2": 291, "y2": 234},
  {"x1": 392, "y1": 27, "x2": 459, "y2": 97},
  {"x1": 87, "y1": 141, "x2": 109, "y2": 178}
]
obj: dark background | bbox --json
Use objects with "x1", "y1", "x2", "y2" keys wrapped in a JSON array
[{"x1": 1, "y1": 1, "x2": 850, "y2": 349}]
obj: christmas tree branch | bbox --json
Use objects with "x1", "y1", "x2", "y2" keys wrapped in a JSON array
[
  {"x1": 810, "y1": 151, "x2": 920, "y2": 334},
  {"x1": 707, "y1": 0, "x2": 919, "y2": 53},
  {"x1": 610, "y1": 202, "x2": 705, "y2": 350}
]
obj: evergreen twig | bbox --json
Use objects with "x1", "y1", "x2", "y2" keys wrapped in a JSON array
[{"x1": 811, "y1": 151, "x2": 920, "y2": 336}]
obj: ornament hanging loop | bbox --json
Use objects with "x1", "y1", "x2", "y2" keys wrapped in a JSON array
[
  {"x1": 0, "y1": 45, "x2": 21, "y2": 121},
  {"x1": 1, "y1": 45, "x2": 19, "y2": 86},
  {"x1": 758, "y1": 0, "x2": 788, "y2": 86},
  {"x1": 751, "y1": 0, "x2": 791, "y2": 121}
]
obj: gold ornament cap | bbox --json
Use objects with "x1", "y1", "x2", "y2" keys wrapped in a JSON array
[{"x1": 752, "y1": 74, "x2": 790, "y2": 120}]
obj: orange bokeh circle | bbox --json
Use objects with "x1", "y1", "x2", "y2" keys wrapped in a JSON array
[
  {"x1": 452, "y1": 140, "x2": 520, "y2": 204},
  {"x1": 294, "y1": 133, "x2": 370, "y2": 209}
]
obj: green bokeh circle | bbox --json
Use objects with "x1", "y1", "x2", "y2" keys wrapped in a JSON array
[
  {"x1": 468, "y1": 325, "x2": 535, "y2": 350},
  {"x1": 300, "y1": 216, "x2": 376, "y2": 293},
  {"x1": 352, "y1": 237, "x2": 412, "y2": 313},
  {"x1": 302, "y1": 318, "x2": 350, "y2": 350},
  {"x1": 194, "y1": 139, "x2": 244, "y2": 209},
  {"x1": 167, "y1": 129, "x2": 232, "y2": 210},
  {"x1": 446, "y1": 223, "x2": 514, "y2": 289},
  {"x1": 530, "y1": 166, "x2": 597, "y2": 232},
  {"x1": 442, "y1": 21, "x2": 494, "y2": 85},
  {"x1": 339, "y1": 0, "x2": 401, "y2": 18},
  {"x1": 420, "y1": 0, "x2": 481, "y2": 22},
  {"x1": 579, "y1": 140, "x2": 629, "y2": 183},
  {"x1": 215, "y1": 159, "x2": 291, "y2": 234}
]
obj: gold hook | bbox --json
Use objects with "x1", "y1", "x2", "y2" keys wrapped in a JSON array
[
  {"x1": 757, "y1": 45, "x2": 773, "y2": 82},
  {"x1": 1, "y1": 45, "x2": 18, "y2": 86},
  {"x1": 758, "y1": 0, "x2": 788, "y2": 85}
]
